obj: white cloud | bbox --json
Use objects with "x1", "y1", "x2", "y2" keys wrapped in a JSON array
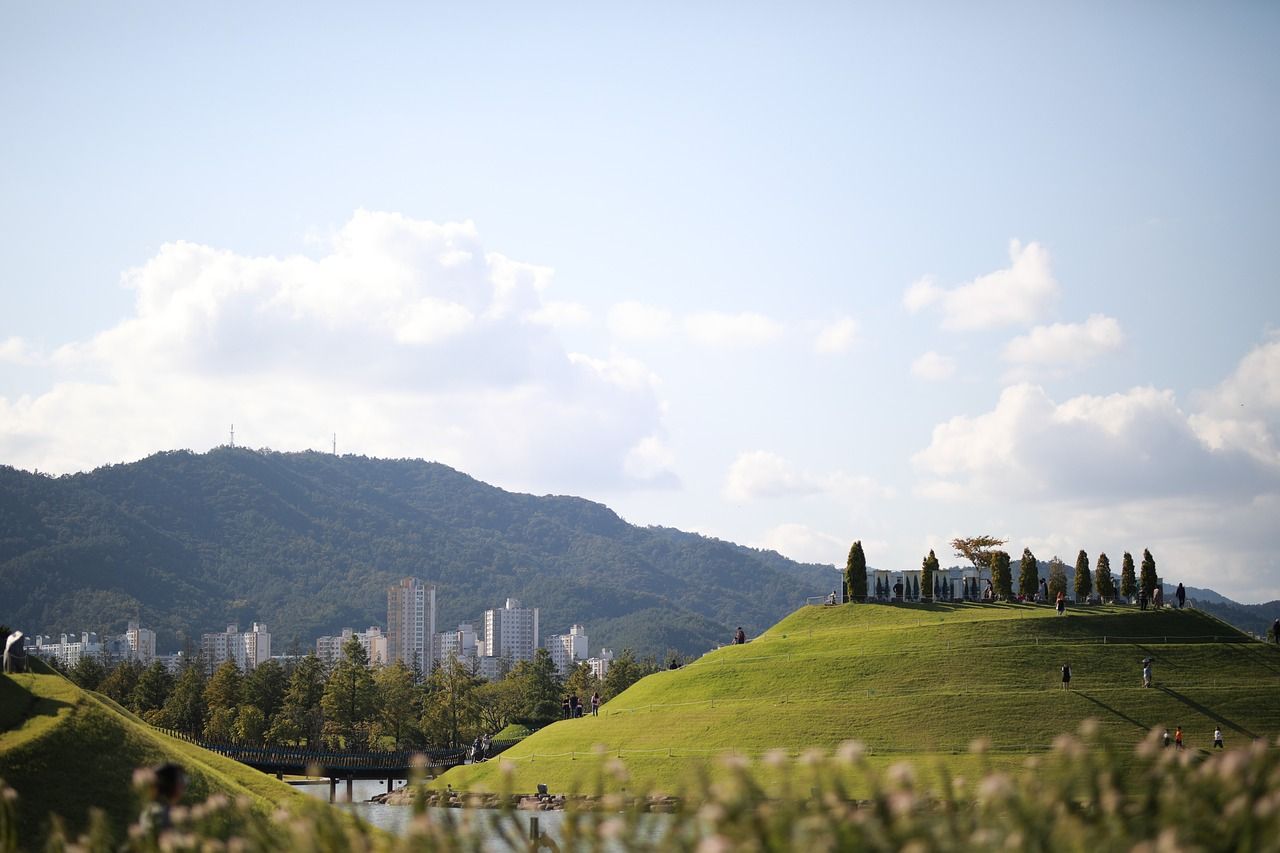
[
  {"x1": 622, "y1": 436, "x2": 679, "y2": 486},
  {"x1": 0, "y1": 211, "x2": 670, "y2": 491},
  {"x1": 1189, "y1": 338, "x2": 1280, "y2": 468},
  {"x1": 0, "y1": 337, "x2": 42, "y2": 366},
  {"x1": 723, "y1": 450, "x2": 887, "y2": 503},
  {"x1": 910, "y1": 350, "x2": 956, "y2": 381},
  {"x1": 684, "y1": 312, "x2": 784, "y2": 348},
  {"x1": 526, "y1": 300, "x2": 592, "y2": 329},
  {"x1": 814, "y1": 316, "x2": 858, "y2": 354},
  {"x1": 904, "y1": 240, "x2": 1059, "y2": 330},
  {"x1": 1003, "y1": 314, "x2": 1124, "y2": 373},
  {"x1": 607, "y1": 301, "x2": 673, "y2": 341},
  {"x1": 757, "y1": 523, "x2": 848, "y2": 567},
  {"x1": 914, "y1": 382, "x2": 1275, "y2": 502}
]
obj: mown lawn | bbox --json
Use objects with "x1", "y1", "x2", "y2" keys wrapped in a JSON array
[{"x1": 442, "y1": 603, "x2": 1280, "y2": 795}]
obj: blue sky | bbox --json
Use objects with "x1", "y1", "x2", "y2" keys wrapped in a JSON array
[{"x1": 3, "y1": 3, "x2": 1278, "y2": 599}]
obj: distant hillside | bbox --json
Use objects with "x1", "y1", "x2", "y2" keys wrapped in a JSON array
[
  {"x1": 0, "y1": 449, "x2": 838, "y2": 657},
  {"x1": 442, "y1": 601, "x2": 1280, "y2": 795}
]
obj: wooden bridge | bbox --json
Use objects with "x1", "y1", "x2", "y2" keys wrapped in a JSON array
[{"x1": 158, "y1": 729, "x2": 469, "y2": 801}]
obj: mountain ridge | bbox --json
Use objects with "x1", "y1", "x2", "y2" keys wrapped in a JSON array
[{"x1": 0, "y1": 448, "x2": 838, "y2": 657}]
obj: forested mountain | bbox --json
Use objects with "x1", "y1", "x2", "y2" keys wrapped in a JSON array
[{"x1": 0, "y1": 449, "x2": 839, "y2": 657}]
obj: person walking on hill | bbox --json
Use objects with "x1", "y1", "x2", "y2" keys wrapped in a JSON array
[
  {"x1": 1214, "y1": 727, "x2": 1224, "y2": 749},
  {"x1": 1138, "y1": 589, "x2": 1148, "y2": 611},
  {"x1": 561, "y1": 696, "x2": 571, "y2": 719},
  {"x1": 1038, "y1": 578, "x2": 1048, "y2": 604},
  {"x1": 1142, "y1": 658, "x2": 1153, "y2": 689},
  {"x1": 1162, "y1": 729, "x2": 1171, "y2": 748},
  {"x1": 591, "y1": 691, "x2": 601, "y2": 716},
  {"x1": 1056, "y1": 591, "x2": 1066, "y2": 616},
  {"x1": 1175, "y1": 583, "x2": 1186, "y2": 609},
  {"x1": 734, "y1": 626, "x2": 746, "y2": 645},
  {"x1": 1060, "y1": 662, "x2": 1071, "y2": 689},
  {"x1": 1153, "y1": 587, "x2": 1164, "y2": 609},
  {"x1": 1174, "y1": 726, "x2": 1184, "y2": 750},
  {"x1": 1273, "y1": 618, "x2": 1280, "y2": 644}
]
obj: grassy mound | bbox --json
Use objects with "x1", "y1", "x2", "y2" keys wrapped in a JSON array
[
  {"x1": 441, "y1": 602, "x2": 1280, "y2": 794},
  {"x1": 0, "y1": 661, "x2": 301, "y2": 847}
]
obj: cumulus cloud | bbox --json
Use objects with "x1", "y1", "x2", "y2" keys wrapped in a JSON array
[
  {"x1": 526, "y1": 300, "x2": 592, "y2": 329},
  {"x1": 911, "y1": 351, "x2": 956, "y2": 381},
  {"x1": 684, "y1": 312, "x2": 784, "y2": 348},
  {"x1": 903, "y1": 240, "x2": 1059, "y2": 330},
  {"x1": 0, "y1": 337, "x2": 42, "y2": 366},
  {"x1": 1003, "y1": 314, "x2": 1124, "y2": 374},
  {"x1": 723, "y1": 450, "x2": 886, "y2": 503},
  {"x1": 1189, "y1": 338, "x2": 1280, "y2": 468},
  {"x1": 757, "y1": 523, "x2": 848, "y2": 567},
  {"x1": 913, "y1": 382, "x2": 1274, "y2": 502},
  {"x1": 607, "y1": 301, "x2": 674, "y2": 341},
  {"x1": 0, "y1": 211, "x2": 674, "y2": 490},
  {"x1": 814, "y1": 316, "x2": 858, "y2": 354}
]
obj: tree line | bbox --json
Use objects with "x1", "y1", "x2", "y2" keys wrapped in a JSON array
[
  {"x1": 54, "y1": 636, "x2": 658, "y2": 751},
  {"x1": 843, "y1": 538, "x2": 1162, "y2": 604}
]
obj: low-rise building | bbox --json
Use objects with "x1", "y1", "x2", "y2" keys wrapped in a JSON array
[
  {"x1": 201, "y1": 622, "x2": 271, "y2": 672},
  {"x1": 316, "y1": 626, "x2": 387, "y2": 667}
]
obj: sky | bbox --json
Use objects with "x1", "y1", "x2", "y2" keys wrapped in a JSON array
[{"x1": 2, "y1": 3, "x2": 1279, "y2": 599}]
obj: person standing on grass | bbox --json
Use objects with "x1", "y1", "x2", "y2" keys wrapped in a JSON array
[
  {"x1": 1176, "y1": 583, "x2": 1186, "y2": 609},
  {"x1": 1163, "y1": 729, "x2": 1171, "y2": 748},
  {"x1": 591, "y1": 691, "x2": 600, "y2": 716},
  {"x1": 1060, "y1": 662, "x2": 1071, "y2": 689},
  {"x1": 1175, "y1": 726, "x2": 1184, "y2": 750},
  {"x1": 1214, "y1": 728, "x2": 1224, "y2": 749},
  {"x1": 1272, "y1": 618, "x2": 1280, "y2": 644},
  {"x1": 735, "y1": 627, "x2": 746, "y2": 645},
  {"x1": 1056, "y1": 591, "x2": 1066, "y2": 616},
  {"x1": 1142, "y1": 658, "x2": 1153, "y2": 688}
]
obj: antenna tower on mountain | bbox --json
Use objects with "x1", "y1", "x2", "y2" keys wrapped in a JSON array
[
  {"x1": 332, "y1": 433, "x2": 337, "y2": 455},
  {"x1": 229, "y1": 424, "x2": 235, "y2": 448}
]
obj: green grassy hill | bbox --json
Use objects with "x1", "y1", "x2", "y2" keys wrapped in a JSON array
[
  {"x1": 441, "y1": 602, "x2": 1280, "y2": 795},
  {"x1": 0, "y1": 661, "x2": 301, "y2": 847}
]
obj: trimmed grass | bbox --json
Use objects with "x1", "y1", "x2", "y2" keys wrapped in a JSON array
[
  {"x1": 441, "y1": 602, "x2": 1280, "y2": 795},
  {"x1": 0, "y1": 663, "x2": 302, "y2": 847}
]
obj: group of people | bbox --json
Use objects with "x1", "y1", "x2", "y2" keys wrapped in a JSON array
[
  {"x1": 1060, "y1": 657, "x2": 1158, "y2": 689},
  {"x1": 470, "y1": 733, "x2": 492, "y2": 762},
  {"x1": 562, "y1": 691, "x2": 601, "y2": 719}
]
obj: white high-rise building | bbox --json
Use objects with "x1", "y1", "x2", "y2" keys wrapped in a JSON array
[
  {"x1": 201, "y1": 623, "x2": 271, "y2": 672},
  {"x1": 125, "y1": 621, "x2": 157, "y2": 664},
  {"x1": 587, "y1": 648, "x2": 615, "y2": 680},
  {"x1": 482, "y1": 598, "x2": 539, "y2": 665},
  {"x1": 547, "y1": 624, "x2": 589, "y2": 675},
  {"x1": 434, "y1": 622, "x2": 478, "y2": 666},
  {"x1": 387, "y1": 577, "x2": 436, "y2": 673},
  {"x1": 316, "y1": 626, "x2": 388, "y2": 667}
]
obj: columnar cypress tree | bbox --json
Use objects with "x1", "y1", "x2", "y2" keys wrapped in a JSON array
[
  {"x1": 911, "y1": 575, "x2": 920, "y2": 600},
  {"x1": 1140, "y1": 549, "x2": 1158, "y2": 599},
  {"x1": 1017, "y1": 548, "x2": 1039, "y2": 600},
  {"x1": 1095, "y1": 553, "x2": 1116, "y2": 602},
  {"x1": 991, "y1": 550, "x2": 1013, "y2": 600},
  {"x1": 846, "y1": 540, "x2": 868, "y2": 603},
  {"x1": 1074, "y1": 550, "x2": 1093, "y2": 602},
  {"x1": 1048, "y1": 558, "x2": 1067, "y2": 601},
  {"x1": 1120, "y1": 551, "x2": 1137, "y2": 601},
  {"x1": 922, "y1": 550, "x2": 939, "y2": 602}
]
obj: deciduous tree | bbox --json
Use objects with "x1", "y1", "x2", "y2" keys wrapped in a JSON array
[
  {"x1": 1047, "y1": 557, "x2": 1068, "y2": 601},
  {"x1": 951, "y1": 536, "x2": 1008, "y2": 573}
]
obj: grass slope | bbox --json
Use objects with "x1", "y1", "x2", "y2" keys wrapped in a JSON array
[
  {"x1": 441, "y1": 602, "x2": 1280, "y2": 795},
  {"x1": 0, "y1": 661, "x2": 301, "y2": 847}
]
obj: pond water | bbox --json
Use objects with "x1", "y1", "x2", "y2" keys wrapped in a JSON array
[{"x1": 297, "y1": 778, "x2": 575, "y2": 846}]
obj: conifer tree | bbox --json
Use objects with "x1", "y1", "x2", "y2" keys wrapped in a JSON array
[
  {"x1": 1074, "y1": 550, "x2": 1092, "y2": 602},
  {"x1": 1048, "y1": 557, "x2": 1068, "y2": 601},
  {"x1": 268, "y1": 653, "x2": 325, "y2": 748},
  {"x1": 321, "y1": 636, "x2": 376, "y2": 750},
  {"x1": 1120, "y1": 551, "x2": 1137, "y2": 601},
  {"x1": 991, "y1": 550, "x2": 1013, "y2": 600},
  {"x1": 911, "y1": 575, "x2": 920, "y2": 600},
  {"x1": 1140, "y1": 549, "x2": 1158, "y2": 599},
  {"x1": 1017, "y1": 548, "x2": 1039, "y2": 600},
  {"x1": 1094, "y1": 553, "x2": 1116, "y2": 602},
  {"x1": 921, "y1": 550, "x2": 939, "y2": 602},
  {"x1": 845, "y1": 540, "x2": 868, "y2": 603}
]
